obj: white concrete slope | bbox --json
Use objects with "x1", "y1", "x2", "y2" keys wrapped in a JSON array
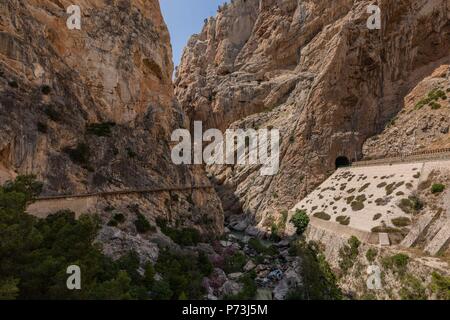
[{"x1": 287, "y1": 160, "x2": 450, "y2": 252}]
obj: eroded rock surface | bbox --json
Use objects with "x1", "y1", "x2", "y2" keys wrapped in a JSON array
[
  {"x1": 0, "y1": 0, "x2": 223, "y2": 239},
  {"x1": 176, "y1": 0, "x2": 450, "y2": 230}
]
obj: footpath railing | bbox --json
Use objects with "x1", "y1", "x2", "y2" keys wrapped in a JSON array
[
  {"x1": 352, "y1": 147, "x2": 450, "y2": 167},
  {"x1": 34, "y1": 184, "x2": 214, "y2": 201}
]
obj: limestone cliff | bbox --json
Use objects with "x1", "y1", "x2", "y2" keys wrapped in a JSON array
[
  {"x1": 363, "y1": 64, "x2": 450, "y2": 157},
  {"x1": 0, "y1": 0, "x2": 223, "y2": 238},
  {"x1": 175, "y1": 0, "x2": 450, "y2": 231}
]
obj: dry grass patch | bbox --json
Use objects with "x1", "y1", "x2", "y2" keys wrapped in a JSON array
[
  {"x1": 313, "y1": 212, "x2": 331, "y2": 221},
  {"x1": 336, "y1": 216, "x2": 350, "y2": 226}
]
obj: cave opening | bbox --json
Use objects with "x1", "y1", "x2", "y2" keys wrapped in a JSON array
[{"x1": 335, "y1": 156, "x2": 350, "y2": 168}]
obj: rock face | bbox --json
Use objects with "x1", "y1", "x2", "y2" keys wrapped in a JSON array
[
  {"x1": 363, "y1": 65, "x2": 450, "y2": 157},
  {"x1": 175, "y1": 0, "x2": 450, "y2": 228},
  {"x1": 0, "y1": 1, "x2": 223, "y2": 236}
]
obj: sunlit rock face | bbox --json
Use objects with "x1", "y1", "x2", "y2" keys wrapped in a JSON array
[
  {"x1": 0, "y1": 0, "x2": 223, "y2": 235},
  {"x1": 175, "y1": 0, "x2": 450, "y2": 228}
]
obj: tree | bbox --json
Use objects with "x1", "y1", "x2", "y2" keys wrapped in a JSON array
[
  {"x1": 290, "y1": 210, "x2": 310, "y2": 235},
  {"x1": 0, "y1": 278, "x2": 19, "y2": 300}
]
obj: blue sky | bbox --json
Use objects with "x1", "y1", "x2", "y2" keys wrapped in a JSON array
[{"x1": 160, "y1": 0, "x2": 228, "y2": 67}]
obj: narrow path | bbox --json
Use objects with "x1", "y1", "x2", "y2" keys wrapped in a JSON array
[
  {"x1": 34, "y1": 184, "x2": 214, "y2": 201},
  {"x1": 352, "y1": 148, "x2": 450, "y2": 167}
]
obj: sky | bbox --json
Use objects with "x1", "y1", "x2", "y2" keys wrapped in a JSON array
[{"x1": 160, "y1": 0, "x2": 228, "y2": 67}]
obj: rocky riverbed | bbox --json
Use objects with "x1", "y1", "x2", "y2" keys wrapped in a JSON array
[{"x1": 196, "y1": 214, "x2": 302, "y2": 300}]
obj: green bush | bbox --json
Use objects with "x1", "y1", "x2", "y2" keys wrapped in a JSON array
[
  {"x1": 338, "y1": 236, "x2": 360, "y2": 273},
  {"x1": 415, "y1": 88, "x2": 447, "y2": 109},
  {"x1": 134, "y1": 212, "x2": 152, "y2": 233},
  {"x1": 430, "y1": 101, "x2": 442, "y2": 110},
  {"x1": 399, "y1": 274, "x2": 426, "y2": 300},
  {"x1": 373, "y1": 213, "x2": 382, "y2": 221},
  {"x1": 223, "y1": 251, "x2": 247, "y2": 274},
  {"x1": 290, "y1": 209, "x2": 310, "y2": 235},
  {"x1": 156, "y1": 218, "x2": 201, "y2": 246},
  {"x1": 365, "y1": 248, "x2": 378, "y2": 263},
  {"x1": 313, "y1": 211, "x2": 331, "y2": 221},
  {"x1": 430, "y1": 272, "x2": 450, "y2": 300},
  {"x1": 398, "y1": 196, "x2": 423, "y2": 214},
  {"x1": 287, "y1": 241, "x2": 342, "y2": 300},
  {"x1": 108, "y1": 213, "x2": 126, "y2": 227},
  {"x1": 0, "y1": 176, "x2": 215, "y2": 300},
  {"x1": 431, "y1": 183, "x2": 445, "y2": 194},
  {"x1": 0, "y1": 177, "x2": 158, "y2": 300},
  {"x1": 336, "y1": 216, "x2": 350, "y2": 226},
  {"x1": 382, "y1": 253, "x2": 409, "y2": 275},
  {"x1": 248, "y1": 238, "x2": 277, "y2": 256},
  {"x1": 154, "y1": 249, "x2": 212, "y2": 300},
  {"x1": 391, "y1": 217, "x2": 411, "y2": 227},
  {"x1": 351, "y1": 200, "x2": 364, "y2": 211}
]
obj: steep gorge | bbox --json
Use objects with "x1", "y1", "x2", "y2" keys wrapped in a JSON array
[
  {"x1": 0, "y1": 0, "x2": 223, "y2": 241},
  {"x1": 175, "y1": 0, "x2": 450, "y2": 232}
]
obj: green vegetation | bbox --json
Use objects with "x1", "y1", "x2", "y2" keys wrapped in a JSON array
[
  {"x1": 108, "y1": 212, "x2": 126, "y2": 227},
  {"x1": 391, "y1": 217, "x2": 411, "y2": 227},
  {"x1": 270, "y1": 210, "x2": 288, "y2": 240},
  {"x1": 371, "y1": 225, "x2": 401, "y2": 233},
  {"x1": 430, "y1": 101, "x2": 442, "y2": 110},
  {"x1": 373, "y1": 213, "x2": 382, "y2": 220},
  {"x1": 350, "y1": 200, "x2": 364, "y2": 211},
  {"x1": 399, "y1": 274, "x2": 426, "y2": 300},
  {"x1": 248, "y1": 238, "x2": 278, "y2": 256},
  {"x1": 338, "y1": 236, "x2": 360, "y2": 273},
  {"x1": 385, "y1": 181, "x2": 403, "y2": 195},
  {"x1": 382, "y1": 253, "x2": 409, "y2": 275},
  {"x1": 134, "y1": 213, "x2": 153, "y2": 233},
  {"x1": 377, "y1": 182, "x2": 387, "y2": 188},
  {"x1": 430, "y1": 272, "x2": 450, "y2": 300},
  {"x1": 336, "y1": 215, "x2": 350, "y2": 226},
  {"x1": 358, "y1": 183, "x2": 371, "y2": 192},
  {"x1": 223, "y1": 251, "x2": 247, "y2": 274},
  {"x1": 415, "y1": 88, "x2": 447, "y2": 110},
  {"x1": 356, "y1": 194, "x2": 367, "y2": 202},
  {"x1": 365, "y1": 248, "x2": 378, "y2": 263},
  {"x1": 156, "y1": 218, "x2": 201, "y2": 246},
  {"x1": 86, "y1": 122, "x2": 116, "y2": 137},
  {"x1": 287, "y1": 241, "x2": 342, "y2": 300},
  {"x1": 0, "y1": 176, "x2": 161, "y2": 299},
  {"x1": 290, "y1": 209, "x2": 309, "y2": 236},
  {"x1": 431, "y1": 183, "x2": 445, "y2": 194},
  {"x1": 154, "y1": 249, "x2": 212, "y2": 300},
  {"x1": 313, "y1": 211, "x2": 331, "y2": 221},
  {"x1": 398, "y1": 196, "x2": 423, "y2": 214}
]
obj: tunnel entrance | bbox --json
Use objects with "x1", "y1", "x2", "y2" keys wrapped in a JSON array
[{"x1": 335, "y1": 156, "x2": 350, "y2": 168}]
